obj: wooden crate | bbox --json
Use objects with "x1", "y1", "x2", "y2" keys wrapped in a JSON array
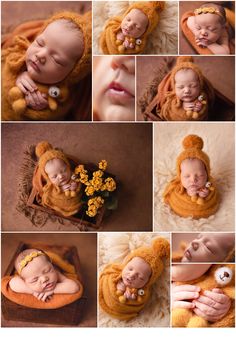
[
  {"x1": 144, "y1": 88, "x2": 235, "y2": 121},
  {"x1": 1, "y1": 242, "x2": 87, "y2": 326},
  {"x1": 27, "y1": 187, "x2": 106, "y2": 230}
]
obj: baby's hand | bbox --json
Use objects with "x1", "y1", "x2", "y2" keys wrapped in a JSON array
[
  {"x1": 117, "y1": 280, "x2": 126, "y2": 292},
  {"x1": 172, "y1": 284, "x2": 200, "y2": 309},
  {"x1": 183, "y1": 102, "x2": 195, "y2": 110},
  {"x1": 116, "y1": 31, "x2": 125, "y2": 41},
  {"x1": 195, "y1": 37, "x2": 208, "y2": 48},
  {"x1": 198, "y1": 187, "x2": 209, "y2": 198},
  {"x1": 193, "y1": 288, "x2": 231, "y2": 322},
  {"x1": 16, "y1": 71, "x2": 38, "y2": 94},
  {"x1": 186, "y1": 185, "x2": 198, "y2": 196},
  {"x1": 194, "y1": 101, "x2": 203, "y2": 112},
  {"x1": 33, "y1": 290, "x2": 54, "y2": 302},
  {"x1": 25, "y1": 91, "x2": 48, "y2": 110}
]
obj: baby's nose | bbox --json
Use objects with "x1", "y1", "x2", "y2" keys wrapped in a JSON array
[
  {"x1": 36, "y1": 52, "x2": 46, "y2": 64},
  {"x1": 200, "y1": 29, "x2": 208, "y2": 36},
  {"x1": 41, "y1": 275, "x2": 49, "y2": 283},
  {"x1": 191, "y1": 241, "x2": 199, "y2": 251}
]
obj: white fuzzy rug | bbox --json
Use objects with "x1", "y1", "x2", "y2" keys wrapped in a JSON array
[
  {"x1": 154, "y1": 123, "x2": 235, "y2": 232},
  {"x1": 93, "y1": 1, "x2": 178, "y2": 54},
  {"x1": 98, "y1": 232, "x2": 170, "y2": 327}
]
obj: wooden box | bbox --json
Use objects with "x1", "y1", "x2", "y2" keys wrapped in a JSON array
[
  {"x1": 26, "y1": 160, "x2": 114, "y2": 230},
  {"x1": 144, "y1": 88, "x2": 235, "y2": 121},
  {"x1": 1, "y1": 242, "x2": 87, "y2": 326}
]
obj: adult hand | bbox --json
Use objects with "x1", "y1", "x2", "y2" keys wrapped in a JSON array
[
  {"x1": 172, "y1": 284, "x2": 200, "y2": 309},
  {"x1": 193, "y1": 288, "x2": 231, "y2": 322}
]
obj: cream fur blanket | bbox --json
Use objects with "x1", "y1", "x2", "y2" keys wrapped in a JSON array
[
  {"x1": 93, "y1": 1, "x2": 178, "y2": 54},
  {"x1": 98, "y1": 232, "x2": 170, "y2": 327},
  {"x1": 154, "y1": 123, "x2": 235, "y2": 232}
]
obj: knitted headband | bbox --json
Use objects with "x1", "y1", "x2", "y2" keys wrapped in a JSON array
[
  {"x1": 194, "y1": 7, "x2": 224, "y2": 18},
  {"x1": 35, "y1": 141, "x2": 71, "y2": 181},
  {"x1": 176, "y1": 135, "x2": 211, "y2": 178},
  {"x1": 18, "y1": 250, "x2": 44, "y2": 274},
  {"x1": 171, "y1": 56, "x2": 204, "y2": 90},
  {"x1": 41, "y1": 11, "x2": 91, "y2": 84},
  {"x1": 123, "y1": 238, "x2": 170, "y2": 286},
  {"x1": 122, "y1": 1, "x2": 165, "y2": 37}
]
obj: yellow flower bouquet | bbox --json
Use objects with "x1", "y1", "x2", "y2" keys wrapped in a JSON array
[{"x1": 72, "y1": 160, "x2": 118, "y2": 218}]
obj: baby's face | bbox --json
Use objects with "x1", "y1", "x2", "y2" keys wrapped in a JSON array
[
  {"x1": 122, "y1": 257, "x2": 151, "y2": 289},
  {"x1": 175, "y1": 69, "x2": 200, "y2": 102},
  {"x1": 21, "y1": 255, "x2": 58, "y2": 292},
  {"x1": 121, "y1": 9, "x2": 149, "y2": 38},
  {"x1": 93, "y1": 56, "x2": 135, "y2": 121},
  {"x1": 180, "y1": 158, "x2": 207, "y2": 190},
  {"x1": 45, "y1": 158, "x2": 71, "y2": 186},
  {"x1": 26, "y1": 20, "x2": 83, "y2": 84},
  {"x1": 194, "y1": 13, "x2": 224, "y2": 45},
  {"x1": 182, "y1": 233, "x2": 234, "y2": 263}
]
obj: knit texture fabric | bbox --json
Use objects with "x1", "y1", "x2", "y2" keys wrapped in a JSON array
[
  {"x1": 99, "y1": 237, "x2": 169, "y2": 321},
  {"x1": 163, "y1": 134, "x2": 220, "y2": 219},
  {"x1": 1, "y1": 250, "x2": 83, "y2": 309},
  {"x1": 33, "y1": 141, "x2": 83, "y2": 217},
  {"x1": 100, "y1": 1, "x2": 165, "y2": 54},
  {"x1": 2, "y1": 11, "x2": 91, "y2": 121}
]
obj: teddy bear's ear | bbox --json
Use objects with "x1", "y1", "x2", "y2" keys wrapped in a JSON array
[{"x1": 152, "y1": 238, "x2": 170, "y2": 259}]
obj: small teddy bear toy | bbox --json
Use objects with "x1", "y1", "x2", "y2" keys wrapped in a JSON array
[
  {"x1": 116, "y1": 285, "x2": 145, "y2": 303},
  {"x1": 172, "y1": 264, "x2": 235, "y2": 328},
  {"x1": 8, "y1": 84, "x2": 69, "y2": 115},
  {"x1": 185, "y1": 94, "x2": 207, "y2": 119}
]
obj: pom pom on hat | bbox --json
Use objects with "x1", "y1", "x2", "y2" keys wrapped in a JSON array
[
  {"x1": 35, "y1": 141, "x2": 53, "y2": 158},
  {"x1": 152, "y1": 238, "x2": 170, "y2": 259},
  {"x1": 176, "y1": 56, "x2": 194, "y2": 65},
  {"x1": 153, "y1": 1, "x2": 165, "y2": 11},
  {"x1": 182, "y1": 135, "x2": 204, "y2": 150}
]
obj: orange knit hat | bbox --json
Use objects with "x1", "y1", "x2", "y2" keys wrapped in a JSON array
[
  {"x1": 122, "y1": 1, "x2": 165, "y2": 36},
  {"x1": 35, "y1": 141, "x2": 71, "y2": 181},
  {"x1": 41, "y1": 11, "x2": 92, "y2": 85},
  {"x1": 170, "y1": 56, "x2": 204, "y2": 90},
  {"x1": 123, "y1": 238, "x2": 170, "y2": 286},
  {"x1": 176, "y1": 135, "x2": 211, "y2": 178}
]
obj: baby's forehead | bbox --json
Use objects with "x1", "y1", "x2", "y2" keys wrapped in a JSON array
[
  {"x1": 195, "y1": 13, "x2": 222, "y2": 25},
  {"x1": 126, "y1": 8, "x2": 148, "y2": 23},
  {"x1": 45, "y1": 158, "x2": 66, "y2": 169},
  {"x1": 175, "y1": 69, "x2": 198, "y2": 82},
  {"x1": 181, "y1": 158, "x2": 205, "y2": 169}
]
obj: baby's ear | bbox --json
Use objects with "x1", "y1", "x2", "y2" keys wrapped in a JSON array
[{"x1": 152, "y1": 238, "x2": 170, "y2": 259}]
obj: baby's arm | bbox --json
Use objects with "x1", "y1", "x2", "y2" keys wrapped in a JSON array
[
  {"x1": 116, "y1": 31, "x2": 125, "y2": 41},
  {"x1": 53, "y1": 272, "x2": 80, "y2": 294},
  {"x1": 193, "y1": 288, "x2": 231, "y2": 322},
  {"x1": 117, "y1": 280, "x2": 126, "y2": 292},
  {"x1": 172, "y1": 283, "x2": 200, "y2": 309},
  {"x1": 208, "y1": 28, "x2": 230, "y2": 55},
  {"x1": 9, "y1": 275, "x2": 34, "y2": 294},
  {"x1": 186, "y1": 16, "x2": 198, "y2": 36}
]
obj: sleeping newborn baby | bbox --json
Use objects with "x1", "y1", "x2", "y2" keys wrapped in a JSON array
[
  {"x1": 16, "y1": 19, "x2": 84, "y2": 110},
  {"x1": 9, "y1": 249, "x2": 79, "y2": 302},
  {"x1": 2, "y1": 11, "x2": 91, "y2": 120},
  {"x1": 187, "y1": 2, "x2": 230, "y2": 54}
]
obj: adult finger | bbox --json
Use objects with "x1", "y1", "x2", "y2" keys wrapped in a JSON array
[
  {"x1": 196, "y1": 295, "x2": 223, "y2": 310},
  {"x1": 174, "y1": 291, "x2": 199, "y2": 301},
  {"x1": 173, "y1": 285, "x2": 201, "y2": 293},
  {"x1": 172, "y1": 301, "x2": 195, "y2": 309},
  {"x1": 203, "y1": 290, "x2": 228, "y2": 304}
]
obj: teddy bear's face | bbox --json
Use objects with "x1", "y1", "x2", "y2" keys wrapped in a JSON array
[{"x1": 214, "y1": 266, "x2": 234, "y2": 286}]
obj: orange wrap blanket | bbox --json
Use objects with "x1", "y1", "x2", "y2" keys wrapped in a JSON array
[
  {"x1": 181, "y1": 10, "x2": 235, "y2": 55},
  {"x1": 99, "y1": 237, "x2": 170, "y2": 321}
]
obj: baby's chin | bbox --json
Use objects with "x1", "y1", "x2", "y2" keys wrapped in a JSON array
[{"x1": 101, "y1": 104, "x2": 135, "y2": 122}]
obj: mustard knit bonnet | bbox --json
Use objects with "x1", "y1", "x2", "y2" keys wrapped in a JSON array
[
  {"x1": 40, "y1": 11, "x2": 91, "y2": 85},
  {"x1": 171, "y1": 56, "x2": 204, "y2": 90},
  {"x1": 176, "y1": 135, "x2": 211, "y2": 178},
  {"x1": 123, "y1": 238, "x2": 170, "y2": 286},
  {"x1": 122, "y1": 1, "x2": 165, "y2": 36},
  {"x1": 35, "y1": 141, "x2": 71, "y2": 181}
]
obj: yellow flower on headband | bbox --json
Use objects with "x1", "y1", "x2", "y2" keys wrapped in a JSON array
[{"x1": 18, "y1": 251, "x2": 44, "y2": 274}]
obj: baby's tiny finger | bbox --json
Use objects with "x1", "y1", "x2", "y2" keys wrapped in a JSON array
[
  {"x1": 172, "y1": 301, "x2": 195, "y2": 309},
  {"x1": 174, "y1": 291, "x2": 199, "y2": 301}
]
